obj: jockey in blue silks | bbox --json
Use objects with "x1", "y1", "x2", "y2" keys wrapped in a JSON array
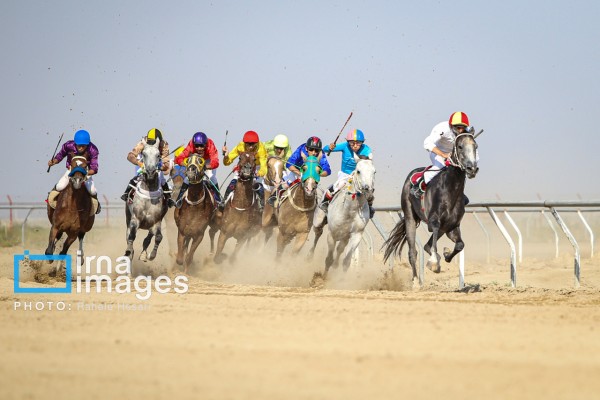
[
  {"x1": 285, "y1": 136, "x2": 331, "y2": 183},
  {"x1": 320, "y1": 129, "x2": 375, "y2": 217}
]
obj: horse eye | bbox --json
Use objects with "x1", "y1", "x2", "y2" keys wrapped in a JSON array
[
  {"x1": 458, "y1": 145, "x2": 463, "y2": 150},
  {"x1": 357, "y1": 171, "x2": 361, "y2": 174}
]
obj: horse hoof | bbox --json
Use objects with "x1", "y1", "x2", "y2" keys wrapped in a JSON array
[
  {"x1": 139, "y1": 252, "x2": 147, "y2": 262},
  {"x1": 310, "y1": 272, "x2": 326, "y2": 288},
  {"x1": 214, "y1": 254, "x2": 226, "y2": 264},
  {"x1": 426, "y1": 261, "x2": 441, "y2": 273}
]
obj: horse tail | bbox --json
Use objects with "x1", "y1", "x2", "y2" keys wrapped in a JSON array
[{"x1": 382, "y1": 217, "x2": 407, "y2": 263}]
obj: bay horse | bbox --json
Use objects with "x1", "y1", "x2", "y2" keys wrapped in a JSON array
[
  {"x1": 124, "y1": 142, "x2": 168, "y2": 261},
  {"x1": 274, "y1": 155, "x2": 320, "y2": 259},
  {"x1": 213, "y1": 152, "x2": 262, "y2": 264},
  {"x1": 382, "y1": 132, "x2": 479, "y2": 284},
  {"x1": 262, "y1": 156, "x2": 285, "y2": 244},
  {"x1": 310, "y1": 157, "x2": 375, "y2": 275},
  {"x1": 45, "y1": 156, "x2": 95, "y2": 260},
  {"x1": 174, "y1": 154, "x2": 219, "y2": 274}
]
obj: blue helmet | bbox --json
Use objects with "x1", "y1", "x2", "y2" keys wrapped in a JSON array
[
  {"x1": 74, "y1": 130, "x2": 90, "y2": 145},
  {"x1": 193, "y1": 132, "x2": 208, "y2": 146}
]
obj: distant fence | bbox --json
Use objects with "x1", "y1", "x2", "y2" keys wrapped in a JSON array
[{"x1": 371, "y1": 200, "x2": 600, "y2": 289}]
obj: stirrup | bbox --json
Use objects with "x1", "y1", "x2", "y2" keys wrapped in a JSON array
[
  {"x1": 319, "y1": 201, "x2": 329, "y2": 212},
  {"x1": 267, "y1": 195, "x2": 276, "y2": 207}
]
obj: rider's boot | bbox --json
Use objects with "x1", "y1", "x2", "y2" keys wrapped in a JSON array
[
  {"x1": 463, "y1": 194, "x2": 470, "y2": 206},
  {"x1": 120, "y1": 178, "x2": 137, "y2": 202},
  {"x1": 255, "y1": 183, "x2": 265, "y2": 210},
  {"x1": 174, "y1": 183, "x2": 189, "y2": 209},
  {"x1": 218, "y1": 179, "x2": 236, "y2": 212},
  {"x1": 162, "y1": 182, "x2": 175, "y2": 208},
  {"x1": 319, "y1": 188, "x2": 334, "y2": 212},
  {"x1": 211, "y1": 184, "x2": 222, "y2": 207},
  {"x1": 92, "y1": 193, "x2": 101, "y2": 214},
  {"x1": 367, "y1": 196, "x2": 375, "y2": 219},
  {"x1": 410, "y1": 180, "x2": 426, "y2": 199}
]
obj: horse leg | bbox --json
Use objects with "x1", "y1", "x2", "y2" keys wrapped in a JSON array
[
  {"x1": 291, "y1": 231, "x2": 309, "y2": 255},
  {"x1": 139, "y1": 231, "x2": 154, "y2": 261},
  {"x1": 324, "y1": 233, "x2": 335, "y2": 273},
  {"x1": 45, "y1": 226, "x2": 60, "y2": 257},
  {"x1": 334, "y1": 237, "x2": 348, "y2": 269},
  {"x1": 176, "y1": 231, "x2": 186, "y2": 266},
  {"x1": 59, "y1": 233, "x2": 78, "y2": 256},
  {"x1": 276, "y1": 232, "x2": 293, "y2": 260},
  {"x1": 404, "y1": 215, "x2": 420, "y2": 283},
  {"x1": 308, "y1": 225, "x2": 323, "y2": 261},
  {"x1": 213, "y1": 232, "x2": 228, "y2": 264},
  {"x1": 77, "y1": 232, "x2": 85, "y2": 260},
  {"x1": 443, "y1": 227, "x2": 465, "y2": 263},
  {"x1": 184, "y1": 232, "x2": 204, "y2": 274},
  {"x1": 208, "y1": 224, "x2": 218, "y2": 255},
  {"x1": 426, "y1": 220, "x2": 442, "y2": 273},
  {"x1": 125, "y1": 220, "x2": 138, "y2": 260},
  {"x1": 148, "y1": 225, "x2": 163, "y2": 261},
  {"x1": 342, "y1": 233, "x2": 362, "y2": 272},
  {"x1": 423, "y1": 235, "x2": 434, "y2": 256}
]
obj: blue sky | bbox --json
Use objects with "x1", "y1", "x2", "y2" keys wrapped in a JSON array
[{"x1": 2, "y1": 0, "x2": 599, "y2": 203}]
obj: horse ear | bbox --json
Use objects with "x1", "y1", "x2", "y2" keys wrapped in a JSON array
[{"x1": 353, "y1": 152, "x2": 360, "y2": 163}]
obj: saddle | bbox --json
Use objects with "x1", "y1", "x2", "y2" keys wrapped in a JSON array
[
  {"x1": 409, "y1": 166, "x2": 433, "y2": 188},
  {"x1": 47, "y1": 190, "x2": 98, "y2": 216},
  {"x1": 273, "y1": 178, "x2": 301, "y2": 208}
]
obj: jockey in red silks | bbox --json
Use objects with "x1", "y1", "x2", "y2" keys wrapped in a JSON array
[
  {"x1": 173, "y1": 131, "x2": 221, "y2": 208},
  {"x1": 47, "y1": 129, "x2": 101, "y2": 214}
]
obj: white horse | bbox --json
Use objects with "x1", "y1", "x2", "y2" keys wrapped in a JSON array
[
  {"x1": 124, "y1": 142, "x2": 168, "y2": 261},
  {"x1": 310, "y1": 157, "x2": 375, "y2": 275}
]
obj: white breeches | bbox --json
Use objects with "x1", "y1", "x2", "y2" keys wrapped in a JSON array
[
  {"x1": 56, "y1": 170, "x2": 97, "y2": 195},
  {"x1": 423, "y1": 152, "x2": 446, "y2": 184}
]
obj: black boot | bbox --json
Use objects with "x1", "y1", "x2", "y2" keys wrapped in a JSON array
[
  {"x1": 219, "y1": 179, "x2": 236, "y2": 211},
  {"x1": 464, "y1": 194, "x2": 470, "y2": 206},
  {"x1": 174, "y1": 183, "x2": 189, "y2": 209},
  {"x1": 319, "y1": 186, "x2": 334, "y2": 212},
  {"x1": 255, "y1": 183, "x2": 265, "y2": 210},
  {"x1": 120, "y1": 178, "x2": 137, "y2": 201},
  {"x1": 162, "y1": 182, "x2": 175, "y2": 208}
]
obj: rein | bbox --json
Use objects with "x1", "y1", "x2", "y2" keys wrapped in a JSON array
[{"x1": 448, "y1": 133, "x2": 475, "y2": 171}]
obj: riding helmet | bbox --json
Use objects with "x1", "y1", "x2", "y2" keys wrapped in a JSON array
[
  {"x1": 346, "y1": 129, "x2": 365, "y2": 142},
  {"x1": 146, "y1": 128, "x2": 163, "y2": 145},
  {"x1": 193, "y1": 132, "x2": 208, "y2": 146},
  {"x1": 243, "y1": 130, "x2": 259, "y2": 143},
  {"x1": 306, "y1": 136, "x2": 322, "y2": 151},
  {"x1": 273, "y1": 134, "x2": 289, "y2": 148},
  {"x1": 449, "y1": 112, "x2": 469, "y2": 127},
  {"x1": 74, "y1": 130, "x2": 90, "y2": 145}
]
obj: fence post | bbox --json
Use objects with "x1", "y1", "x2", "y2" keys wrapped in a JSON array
[
  {"x1": 103, "y1": 195, "x2": 109, "y2": 226},
  {"x1": 550, "y1": 207, "x2": 580, "y2": 288},
  {"x1": 7, "y1": 195, "x2": 13, "y2": 229}
]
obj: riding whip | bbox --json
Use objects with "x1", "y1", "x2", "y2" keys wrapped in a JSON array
[
  {"x1": 47, "y1": 132, "x2": 64, "y2": 173},
  {"x1": 474, "y1": 129, "x2": 484, "y2": 138},
  {"x1": 222, "y1": 130, "x2": 228, "y2": 156},
  {"x1": 168, "y1": 144, "x2": 185, "y2": 156},
  {"x1": 327, "y1": 111, "x2": 353, "y2": 156}
]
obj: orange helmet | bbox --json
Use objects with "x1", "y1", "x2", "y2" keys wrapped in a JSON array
[{"x1": 449, "y1": 111, "x2": 469, "y2": 127}]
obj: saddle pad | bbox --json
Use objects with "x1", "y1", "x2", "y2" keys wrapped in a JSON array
[
  {"x1": 410, "y1": 166, "x2": 433, "y2": 186},
  {"x1": 47, "y1": 190, "x2": 60, "y2": 209}
]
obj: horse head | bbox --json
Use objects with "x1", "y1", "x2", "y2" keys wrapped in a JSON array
[
  {"x1": 266, "y1": 156, "x2": 284, "y2": 187},
  {"x1": 352, "y1": 155, "x2": 376, "y2": 198},
  {"x1": 68, "y1": 156, "x2": 88, "y2": 190},
  {"x1": 300, "y1": 155, "x2": 321, "y2": 197},
  {"x1": 451, "y1": 133, "x2": 479, "y2": 179},
  {"x1": 238, "y1": 152, "x2": 256, "y2": 180},
  {"x1": 141, "y1": 142, "x2": 161, "y2": 182},
  {"x1": 185, "y1": 153, "x2": 206, "y2": 184}
]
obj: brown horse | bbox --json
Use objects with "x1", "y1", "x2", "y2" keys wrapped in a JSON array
[
  {"x1": 213, "y1": 152, "x2": 261, "y2": 264},
  {"x1": 174, "y1": 154, "x2": 219, "y2": 274},
  {"x1": 274, "y1": 155, "x2": 320, "y2": 259},
  {"x1": 165, "y1": 161, "x2": 186, "y2": 258},
  {"x1": 45, "y1": 156, "x2": 95, "y2": 260},
  {"x1": 262, "y1": 156, "x2": 285, "y2": 244}
]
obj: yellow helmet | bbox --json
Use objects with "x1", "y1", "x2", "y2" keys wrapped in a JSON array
[{"x1": 273, "y1": 134, "x2": 289, "y2": 148}]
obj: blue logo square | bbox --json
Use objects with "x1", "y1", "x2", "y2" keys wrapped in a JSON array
[{"x1": 14, "y1": 250, "x2": 72, "y2": 294}]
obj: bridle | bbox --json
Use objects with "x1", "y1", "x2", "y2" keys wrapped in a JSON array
[{"x1": 448, "y1": 133, "x2": 475, "y2": 171}]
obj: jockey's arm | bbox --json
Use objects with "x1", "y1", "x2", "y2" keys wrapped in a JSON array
[
  {"x1": 289, "y1": 165, "x2": 300, "y2": 176},
  {"x1": 432, "y1": 146, "x2": 450, "y2": 159},
  {"x1": 127, "y1": 142, "x2": 144, "y2": 167},
  {"x1": 87, "y1": 169, "x2": 96, "y2": 176}
]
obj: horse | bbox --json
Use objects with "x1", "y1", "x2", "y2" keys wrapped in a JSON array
[
  {"x1": 274, "y1": 155, "x2": 320, "y2": 258},
  {"x1": 262, "y1": 156, "x2": 285, "y2": 244},
  {"x1": 310, "y1": 157, "x2": 376, "y2": 275},
  {"x1": 165, "y1": 159, "x2": 186, "y2": 258},
  {"x1": 174, "y1": 154, "x2": 219, "y2": 274},
  {"x1": 213, "y1": 152, "x2": 262, "y2": 264},
  {"x1": 45, "y1": 156, "x2": 95, "y2": 261},
  {"x1": 382, "y1": 132, "x2": 479, "y2": 284},
  {"x1": 124, "y1": 142, "x2": 168, "y2": 262}
]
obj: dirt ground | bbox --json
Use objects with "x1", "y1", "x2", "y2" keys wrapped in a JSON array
[{"x1": 1, "y1": 215, "x2": 600, "y2": 400}]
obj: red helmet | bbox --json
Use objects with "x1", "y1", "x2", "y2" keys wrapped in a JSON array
[
  {"x1": 243, "y1": 130, "x2": 259, "y2": 143},
  {"x1": 449, "y1": 111, "x2": 469, "y2": 127}
]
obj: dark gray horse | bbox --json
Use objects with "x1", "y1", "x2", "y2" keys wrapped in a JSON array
[
  {"x1": 382, "y1": 132, "x2": 479, "y2": 284},
  {"x1": 124, "y1": 142, "x2": 168, "y2": 261}
]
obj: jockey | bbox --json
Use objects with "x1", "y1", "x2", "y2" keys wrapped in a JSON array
[
  {"x1": 286, "y1": 136, "x2": 331, "y2": 182},
  {"x1": 221, "y1": 130, "x2": 268, "y2": 210},
  {"x1": 173, "y1": 131, "x2": 221, "y2": 208},
  {"x1": 47, "y1": 129, "x2": 101, "y2": 214},
  {"x1": 320, "y1": 129, "x2": 375, "y2": 218},
  {"x1": 263, "y1": 134, "x2": 292, "y2": 162},
  {"x1": 120, "y1": 128, "x2": 175, "y2": 207},
  {"x1": 411, "y1": 111, "x2": 477, "y2": 199}
]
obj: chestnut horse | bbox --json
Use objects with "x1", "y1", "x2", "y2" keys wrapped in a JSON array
[
  {"x1": 45, "y1": 156, "x2": 95, "y2": 260},
  {"x1": 174, "y1": 154, "x2": 219, "y2": 274},
  {"x1": 213, "y1": 152, "x2": 261, "y2": 264},
  {"x1": 274, "y1": 155, "x2": 320, "y2": 259}
]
